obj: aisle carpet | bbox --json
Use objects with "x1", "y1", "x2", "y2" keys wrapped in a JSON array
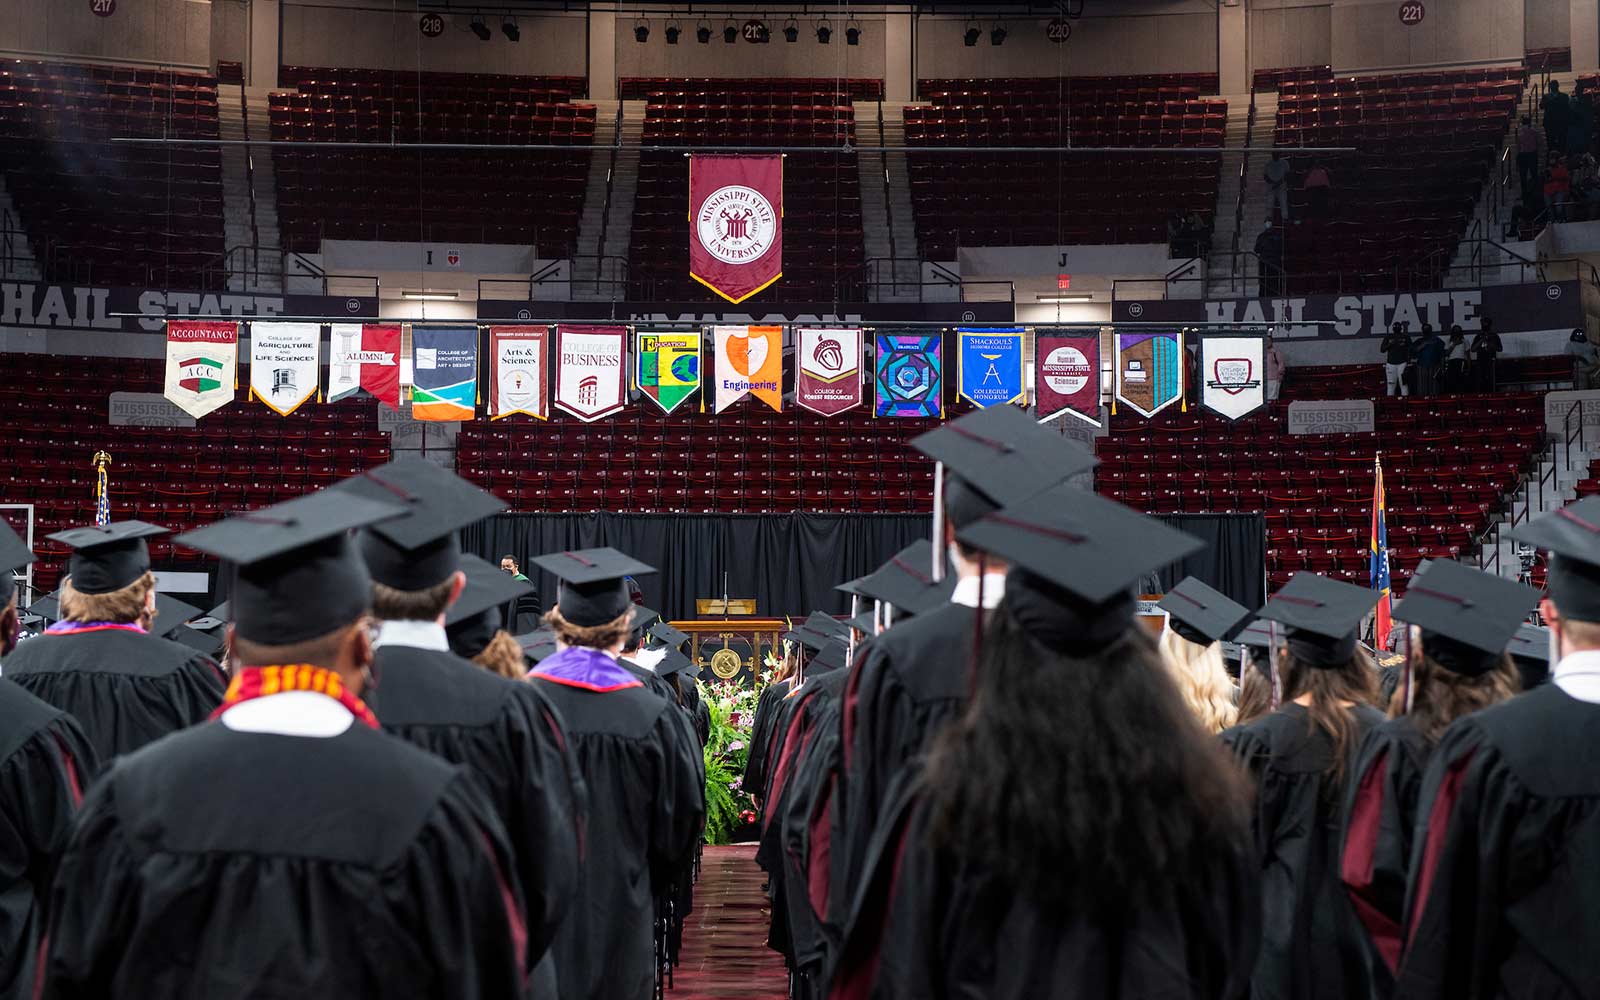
[{"x1": 672, "y1": 844, "x2": 789, "y2": 999}]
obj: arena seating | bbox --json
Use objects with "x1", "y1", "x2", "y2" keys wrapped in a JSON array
[
  {"x1": 270, "y1": 68, "x2": 594, "y2": 254},
  {"x1": 1253, "y1": 66, "x2": 1332, "y2": 93},
  {"x1": 904, "y1": 76, "x2": 1226, "y2": 258},
  {"x1": 0, "y1": 58, "x2": 223, "y2": 286}
]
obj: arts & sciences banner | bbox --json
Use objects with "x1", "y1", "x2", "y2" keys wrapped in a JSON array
[
  {"x1": 875, "y1": 334, "x2": 943, "y2": 418},
  {"x1": 554, "y1": 324, "x2": 627, "y2": 422},
  {"x1": 1113, "y1": 330, "x2": 1184, "y2": 418},
  {"x1": 328, "y1": 323, "x2": 401, "y2": 409},
  {"x1": 689, "y1": 154, "x2": 783, "y2": 304},
  {"x1": 1034, "y1": 333, "x2": 1101, "y2": 425},
  {"x1": 957, "y1": 327, "x2": 1025, "y2": 408},
  {"x1": 163, "y1": 320, "x2": 238, "y2": 419},
  {"x1": 1198, "y1": 333, "x2": 1266, "y2": 422},
  {"x1": 713, "y1": 325, "x2": 783, "y2": 413},
  {"x1": 248, "y1": 322, "x2": 319, "y2": 416},
  {"x1": 488, "y1": 326, "x2": 548, "y2": 419},
  {"x1": 635, "y1": 330, "x2": 701, "y2": 414},
  {"x1": 411, "y1": 326, "x2": 478, "y2": 421},
  {"x1": 795, "y1": 328, "x2": 863, "y2": 416}
]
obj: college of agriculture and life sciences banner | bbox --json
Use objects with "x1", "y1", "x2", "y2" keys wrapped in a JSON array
[
  {"x1": 875, "y1": 334, "x2": 943, "y2": 418},
  {"x1": 1113, "y1": 330, "x2": 1185, "y2": 418},
  {"x1": 795, "y1": 327, "x2": 863, "y2": 416},
  {"x1": 689, "y1": 154, "x2": 783, "y2": 304},
  {"x1": 554, "y1": 324, "x2": 627, "y2": 422},
  {"x1": 713, "y1": 325, "x2": 784, "y2": 413},
  {"x1": 163, "y1": 320, "x2": 238, "y2": 419},
  {"x1": 248, "y1": 322, "x2": 319, "y2": 416},
  {"x1": 488, "y1": 326, "x2": 549, "y2": 420},
  {"x1": 1034, "y1": 333, "x2": 1102, "y2": 425},
  {"x1": 1198, "y1": 333, "x2": 1266, "y2": 422},
  {"x1": 327, "y1": 323, "x2": 401, "y2": 409},
  {"x1": 956, "y1": 327, "x2": 1025, "y2": 408},
  {"x1": 635, "y1": 330, "x2": 702, "y2": 414},
  {"x1": 411, "y1": 326, "x2": 479, "y2": 422}
]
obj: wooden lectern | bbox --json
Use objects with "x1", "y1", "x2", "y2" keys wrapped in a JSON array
[{"x1": 675, "y1": 600, "x2": 785, "y2": 686}]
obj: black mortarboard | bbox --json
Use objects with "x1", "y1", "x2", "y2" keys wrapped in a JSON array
[
  {"x1": 1393, "y1": 561, "x2": 1539, "y2": 675},
  {"x1": 655, "y1": 646, "x2": 696, "y2": 678},
  {"x1": 848, "y1": 610, "x2": 877, "y2": 634},
  {"x1": 334, "y1": 458, "x2": 507, "y2": 591},
  {"x1": 1507, "y1": 623, "x2": 1551, "y2": 690},
  {"x1": 804, "y1": 611, "x2": 850, "y2": 642},
  {"x1": 27, "y1": 592, "x2": 60, "y2": 624},
  {"x1": 854, "y1": 540, "x2": 956, "y2": 614},
  {"x1": 836, "y1": 576, "x2": 868, "y2": 596},
  {"x1": 648, "y1": 620, "x2": 689, "y2": 650},
  {"x1": 176, "y1": 490, "x2": 406, "y2": 645},
  {"x1": 152, "y1": 593, "x2": 203, "y2": 638},
  {"x1": 912, "y1": 405, "x2": 1099, "y2": 528},
  {"x1": 531, "y1": 547, "x2": 656, "y2": 628},
  {"x1": 48, "y1": 521, "x2": 168, "y2": 595},
  {"x1": 790, "y1": 624, "x2": 833, "y2": 653},
  {"x1": 516, "y1": 628, "x2": 559, "y2": 665},
  {"x1": 445, "y1": 555, "x2": 532, "y2": 658},
  {"x1": 1509, "y1": 498, "x2": 1600, "y2": 622},
  {"x1": 169, "y1": 624, "x2": 227, "y2": 658},
  {"x1": 808, "y1": 638, "x2": 849, "y2": 675},
  {"x1": 1257, "y1": 572, "x2": 1377, "y2": 668},
  {"x1": 633, "y1": 607, "x2": 662, "y2": 632},
  {"x1": 1160, "y1": 577, "x2": 1251, "y2": 644},
  {"x1": 1231, "y1": 618, "x2": 1274, "y2": 650},
  {"x1": 0, "y1": 520, "x2": 33, "y2": 605}
]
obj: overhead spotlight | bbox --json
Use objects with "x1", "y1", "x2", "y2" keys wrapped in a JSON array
[
  {"x1": 723, "y1": 21, "x2": 738, "y2": 43},
  {"x1": 634, "y1": 19, "x2": 650, "y2": 43},
  {"x1": 469, "y1": 15, "x2": 492, "y2": 41},
  {"x1": 816, "y1": 19, "x2": 832, "y2": 43},
  {"x1": 665, "y1": 20, "x2": 681, "y2": 44},
  {"x1": 845, "y1": 20, "x2": 861, "y2": 45},
  {"x1": 783, "y1": 18, "x2": 799, "y2": 42},
  {"x1": 990, "y1": 23, "x2": 1007, "y2": 45},
  {"x1": 696, "y1": 19, "x2": 712, "y2": 43},
  {"x1": 500, "y1": 17, "x2": 519, "y2": 41},
  {"x1": 963, "y1": 22, "x2": 981, "y2": 46}
]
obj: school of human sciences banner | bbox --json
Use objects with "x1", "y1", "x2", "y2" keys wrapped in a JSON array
[
  {"x1": 1034, "y1": 333, "x2": 1102, "y2": 425},
  {"x1": 248, "y1": 322, "x2": 319, "y2": 416},
  {"x1": 411, "y1": 326, "x2": 478, "y2": 422},
  {"x1": 163, "y1": 320, "x2": 238, "y2": 419}
]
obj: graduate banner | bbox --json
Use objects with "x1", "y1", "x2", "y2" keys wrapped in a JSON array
[
  {"x1": 957, "y1": 327, "x2": 1025, "y2": 408},
  {"x1": 635, "y1": 330, "x2": 701, "y2": 414},
  {"x1": 689, "y1": 154, "x2": 783, "y2": 304},
  {"x1": 714, "y1": 325, "x2": 783, "y2": 413},
  {"x1": 874, "y1": 334, "x2": 943, "y2": 418},
  {"x1": 1113, "y1": 330, "x2": 1184, "y2": 418},
  {"x1": 554, "y1": 324, "x2": 627, "y2": 422},
  {"x1": 1034, "y1": 333, "x2": 1102, "y2": 425},
  {"x1": 1199, "y1": 333, "x2": 1266, "y2": 422},
  {"x1": 163, "y1": 320, "x2": 238, "y2": 419},
  {"x1": 328, "y1": 323, "x2": 401, "y2": 410},
  {"x1": 488, "y1": 325, "x2": 548, "y2": 420},
  {"x1": 795, "y1": 327, "x2": 863, "y2": 416},
  {"x1": 248, "y1": 322, "x2": 319, "y2": 416},
  {"x1": 410, "y1": 326, "x2": 478, "y2": 422}
]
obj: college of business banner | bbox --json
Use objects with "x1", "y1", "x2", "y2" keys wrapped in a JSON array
[
  {"x1": 163, "y1": 321, "x2": 238, "y2": 419},
  {"x1": 689, "y1": 154, "x2": 783, "y2": 304},
  {"x1": 411, "y1": 326, "x2": 478, "y2": 422},
  {"x1": 1114, "y1": 330, "x2": 1184, "y2": 418},
  {"x1": 874, "y1": 334, "x2": 943, "y2": 418},
  {"x1": 1034, "y1": 333, "x2": 1101, "y2": 425},
  {"x1": 713, "y1": 325, "x2": 783, "y2": 413},
  {"x1": 1198, "y1": 333, "x2": 1266, "y2": 422},
  {"x1": 635, "y1": 330, "x2": 701, "y2": 414},
  {"x1": 956, "y1": 327, "x2": 1025, "y2": 408},
  {"x1": 248, "y1": 322, "x2": 319, "y2": 416},
  {"x1": 488, "y1": 326, "x2": 548, "y2": 419},
  {"x1": 795, "y1": 328, "x2": 863, "y2": 416},
  {"x1": 554, "y1": 324, "x2": 627, "y2": 422},
  {"x1": 328, "y1": 323, "x2": 401, "y2": 409}
]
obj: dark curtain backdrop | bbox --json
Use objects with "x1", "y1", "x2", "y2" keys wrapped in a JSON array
[{"x1": 464, "y1": 512, "x2": 1265, "y2": 622}]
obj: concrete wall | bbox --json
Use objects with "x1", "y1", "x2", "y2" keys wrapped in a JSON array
[
  {"x1": 1330, "y1": 0, "x2": 1525, "y2": 70},
  {"x1": 0, "y1": 0, "x2": 212, "y2": 68},
  {"x1": 914, "y1": 4, "x2": 1219, "y2": 80},
  {"x1": 1251, "y1": 3, "x2": 1334, "y2": 71},
  {"x1": 614, "y1": 16, "x2": 886, "y2": 81},
  {"x1": 1527, "y1": 0, "x2": 1574, "y2": 49}
]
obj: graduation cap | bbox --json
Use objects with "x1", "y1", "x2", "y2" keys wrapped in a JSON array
[
  {"x1": 1257, "y1": 571, "x2": 1377, "y2": 668},
  {"x1": 629, "y1": 606, "x2": 662, "y2": 649},
  {"x1": 854, "y1": 540, "x2": 956, "y2": 615},
  {"x1": 169, "y1": 624, "x2": 227, "y2": 658},
  {"x1": 1509, "y1": 497, "x2": 1600, "y2": 622},
  {"x1": 26, "y1": 592, "x2": 60, "y2": 625},
  {"x1": 515, "y1": 628, "x2": 559, "y2": 665},
  {"x1": 48, "y1": 521, "x2": 168, "y2": 595},
  {"x1": 176, "y1": 489, "x2": 407, "y2": 646},
  {"x1": 648, "y1": 620, "x2": 689, "y2": 651},
  {"x1": 445, "y1": 554, "x2": 533, "y2": 659},
  {"x1": 1159, "y1": 577, "x2": 1251, "y2": 644},
  {"x1": 0, "y1": 519, "x2": 33, "y2": 606},
  {"x1": 1392, "y1": 560, "x2": 1540, "y2": 676},
  {"x1": 655, "y1": 646, "x2": 697, "y2": 679},
  {"x1": 530, "y1": 547, "x2": 656, "y2": 628},
  {"x1": 152, "y1": 593, "x2": 203, "y2": 639},
  {"x1": 847, "y1": 610, "x2": 877, "y2": 635},
  {"x1": 333, "y1": 458, "x2": 507, "y2": 592},
  {"x1": 912, "y1": 404, "x2": 1099, "y2": 529},
  {"x1": 835, "y1": 576, "x2": 868, "y2": 597},
  {"x1": 804, "y1": 611, "x2": 849, "y2": 642},
  {"x1": 1507, "y1": 623, "x2": 1551, "y2": 690},
  {"x1": 808, "y1": 638, "x2": 849, "y2": 675},
  {"x1": 788, "y1": 624, "x2": 833, "y2": 653}
]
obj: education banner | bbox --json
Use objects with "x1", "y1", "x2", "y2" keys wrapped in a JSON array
[
  {"x1": 248, "y1": 322, "x2": 319, "y2": 416},
  {"x1": 488, "y1": 325, "x2": 548, "y2": 419},
  {"x1": 1113, "y1": 330, "x2": 1184, "y2": 418},
  {"x1": 635, "y1": 330, "x2": 701, "y2": 414},
  {"x1": 1034, "y1": 333, "x2": 1101, "y2": 425},
  {"x1": 713, "y1": 325, "x2": 783, "y2": 413},
  {"x1": 795, "y1": 327, "x2": 863, "y2": 416},
  {"x1": 163, "y1": 320, "x2": 238, "y2": 420},
  {"x1": 689, "y1": 154, "x2": 783, "y2": 304},
  {"x1": 411, "y1": 326, "x2": 478, "y2": 421},
  {"x1": 874, "y1": 334, "x2": 943, "y2": 418},
  {"x1": 956, "y1": 327, "x2": 1025, "y2": 408},
  {"x1": 327, "y1": 323, "x2": 401, "y2": 409},
  {"x1": 1198, "y1": 333, "x2": 1266, "y2": 422},
  {"x1": 553, "y1": 324, "x2": 627, "y2": 422}
]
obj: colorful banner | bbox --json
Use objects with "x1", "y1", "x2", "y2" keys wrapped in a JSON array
[
  {"x1": 1198, "y1": 333, "x2": 1266, "y2": 422},
  {"x1": 327, "y1": 323, "x2": 401, "y2": 410},
  {"x1": 1034, "y1": 333, "x2": 1101, "y2": 425},
  {"x1": 554, "y1": 324, "x2": 627, "y2": 422},
  {"x1": 795, "y1": 328, "x2": 863, "y2": 416},
  {"x1": 1371, "y1": 457, "x2": 1392, "y2": 650},
  {"x1": 163, "y1": 320, "x2": 238, "y2": 419},
  {"x1": 248, "y1": 322, "x2": 320, "y2": 416},
  {"x1": 713, "y1": 325, "x2": 783, "y2": 413},
  {"x1": 635, "y1": 330, "x2": 701, "y2": 414},
  {"x1": 956, "y1": 327, "x2": 1025, "y2": 408},
  {"x1": 1113, "y1": 330, "x2": 1184, "y2": 418},
  {"x1": 874, "y1": 334, "x2": 943, "y2": 418},
  {"x1": 488, "y1": 326, "x2": 548, "y2": 420},
  {"x1": 411, "y1": 326, "x2": 478, "y2": 421},
  {"x1": 689, "y1": 154, "x2": 783, "y2": 304}
]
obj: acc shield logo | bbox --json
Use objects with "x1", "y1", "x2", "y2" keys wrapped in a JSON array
[{"x1": 696, "y1": 185, "x2": 777, "y2": 265}]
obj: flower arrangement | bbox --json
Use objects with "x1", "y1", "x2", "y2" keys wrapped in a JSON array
[{"x1": 700, "y1": 677, "x2": 763, "y2": 844}]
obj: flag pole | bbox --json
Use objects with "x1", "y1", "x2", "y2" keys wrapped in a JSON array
[{"x1": 91, "y1": 450, "x2": 112, "y2": 526}]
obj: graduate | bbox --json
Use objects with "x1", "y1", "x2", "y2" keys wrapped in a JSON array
[
  {"x1": 1338, "y1": 561, "x2": 1534, "y2": 995},
  {"x1": 1506, "y1": 622, "x2": 1551, "y2": 691},
  {"x1": 1396, "y1": 498, "x2": 1600, "y2": 997},
  {"x1": 40, "y1": 489, "x2": 528, "y2": 999},
  {"x1": 3, "y1": 520, "x2": 226, "y2": 763},
  {"x1": 1229, "y1": 619, "x2": 1279, "y2": 727},
  {"x1": 445, "y1": 554, "x2": 539, "y2": 679},
  {"x1": 1159, "y1": 576, "x2": 1252, "y2": 734},
  {"x1": 528, "y1": 547, "x2": 705, "y2": 1000},
  {"x1": 651, "y1": 620, "x2": 711, "y2": 746},
  {"x1": 1228, "y1": 571, "x2": 1385, "y2": 1000},
  {"x1": 829, "y1": 488, "x2": 1257, "y2": 999}
]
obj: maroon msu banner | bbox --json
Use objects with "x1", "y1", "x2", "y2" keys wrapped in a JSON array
[
  {"x1": 1034, "y1": 333, "x2": 1101, "y2": 425},
  {"x1": 689, "y1": 154, "x2": 783, "y2": 304}
]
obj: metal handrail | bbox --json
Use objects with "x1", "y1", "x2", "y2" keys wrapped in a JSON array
[
  {"x1": 1230, "y1": 92, "x2": 1257, "y2": 279},
  {"x1": 591, "y1": 101, "x2": 624, "y2": 285},
  {"x1": 876, "y1": 100, "x2": 898, "y2": 267}
]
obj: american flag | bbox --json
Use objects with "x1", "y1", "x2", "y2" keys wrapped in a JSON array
[
  {"x1": 94, "y1": 454, "x2": 110, "y2": 527},
  {"x1": 1370, "y1": 455, "x2": 1391, "y2": 649}
]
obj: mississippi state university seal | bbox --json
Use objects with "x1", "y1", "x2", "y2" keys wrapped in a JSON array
[
  {"x1": 709, "y1": 647, "x2": 744, "y2": 680},
  {"x1": 696, "y1": 185, "x2": 777, "y2": 264}
]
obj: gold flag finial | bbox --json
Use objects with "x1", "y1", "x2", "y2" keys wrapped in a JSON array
[{"x1": 92, "y1": 450, "x2": 112, "y2": 469}]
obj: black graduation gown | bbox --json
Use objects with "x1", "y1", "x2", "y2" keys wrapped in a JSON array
[
  {"x1": 0, "y1": 680, "x2": 98, "y2": 998},
  {"x1": 1395, "y1": 684, "x2": 1600, "y2": 999},
  {"x1": 744, "y1": 677, "x2": 792, "y2": 801},
  {"x1": 1228, "y1": 702, "x2": 1386, "y2": 1000},
  {"x1": 40, "y1": 716, "x2": 527, "y2": 999},
  {"x1": 2, "y1": 627, "x2": 226, "y2": 764}
]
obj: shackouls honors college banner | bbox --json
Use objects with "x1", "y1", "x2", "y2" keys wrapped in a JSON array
[
  {"x1": 689, "y1": 154, "x2": 783, "y2": 304},
  {"x1": 164, "y1": 321, "x2": 238, "y2": 419},
  {"x1": 488, "y1": 326, "x2": 548, "y2": 419},
  {"x1": 957, "y1": 327, "x2": 1025, "y2": 408}
]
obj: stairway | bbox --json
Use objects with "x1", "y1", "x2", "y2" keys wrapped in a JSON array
[
  {"x1": 1484, "y1": 438, "x2": 1592, "y2": 580},
  {"x1": 0, "y1": 177, "x2": 40, "y2": 281},
  {"x1": 1206, "y1": 91, "x2": 1276, "y2": 298},
  {"x1": 217, "y1": 84, "x2": 284, "y2": 292},
  {"x1": 855, "y1": 101, "x2": 922, "y2": 302},
  {"x1": 572, "y1": 100, "x2": 640, "y2": 301}
]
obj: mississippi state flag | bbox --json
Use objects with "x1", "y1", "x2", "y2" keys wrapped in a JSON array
[{"x1": 1370, "y1": 456, "x2": 1392, "y2": 649}]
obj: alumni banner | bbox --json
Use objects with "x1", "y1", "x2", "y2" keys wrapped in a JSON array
[
  {"x1": 689, "y1": 154, "x2": 783, "y2": 304},
  {"x1": 328, "y1": 323, "x2": 401, "y2": 409},
  {"x1": 411, "y1": 326, "x2": 478, "y2": 421},
  {"x1": 795, "y1": 327, "x2": 863, "y2": 416},
  {"x1": 488, "y1": 326, "x2": 548, "y2": 419},
  {"x1": 713, "y1": 325, "x2": 784, "y2": 413},
  {"x1": 163, "y1": 320, "x2": 238, "y2": 420},
  {"x1": 248, "y1": 322, "x2": 319, "y2": 416},
  {"x1": 554, "y1": 324, "x2": 627, "y2": 422},
  {"x1": 1034, "y1": 333, "x2": 1101, "y2": 425}
]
